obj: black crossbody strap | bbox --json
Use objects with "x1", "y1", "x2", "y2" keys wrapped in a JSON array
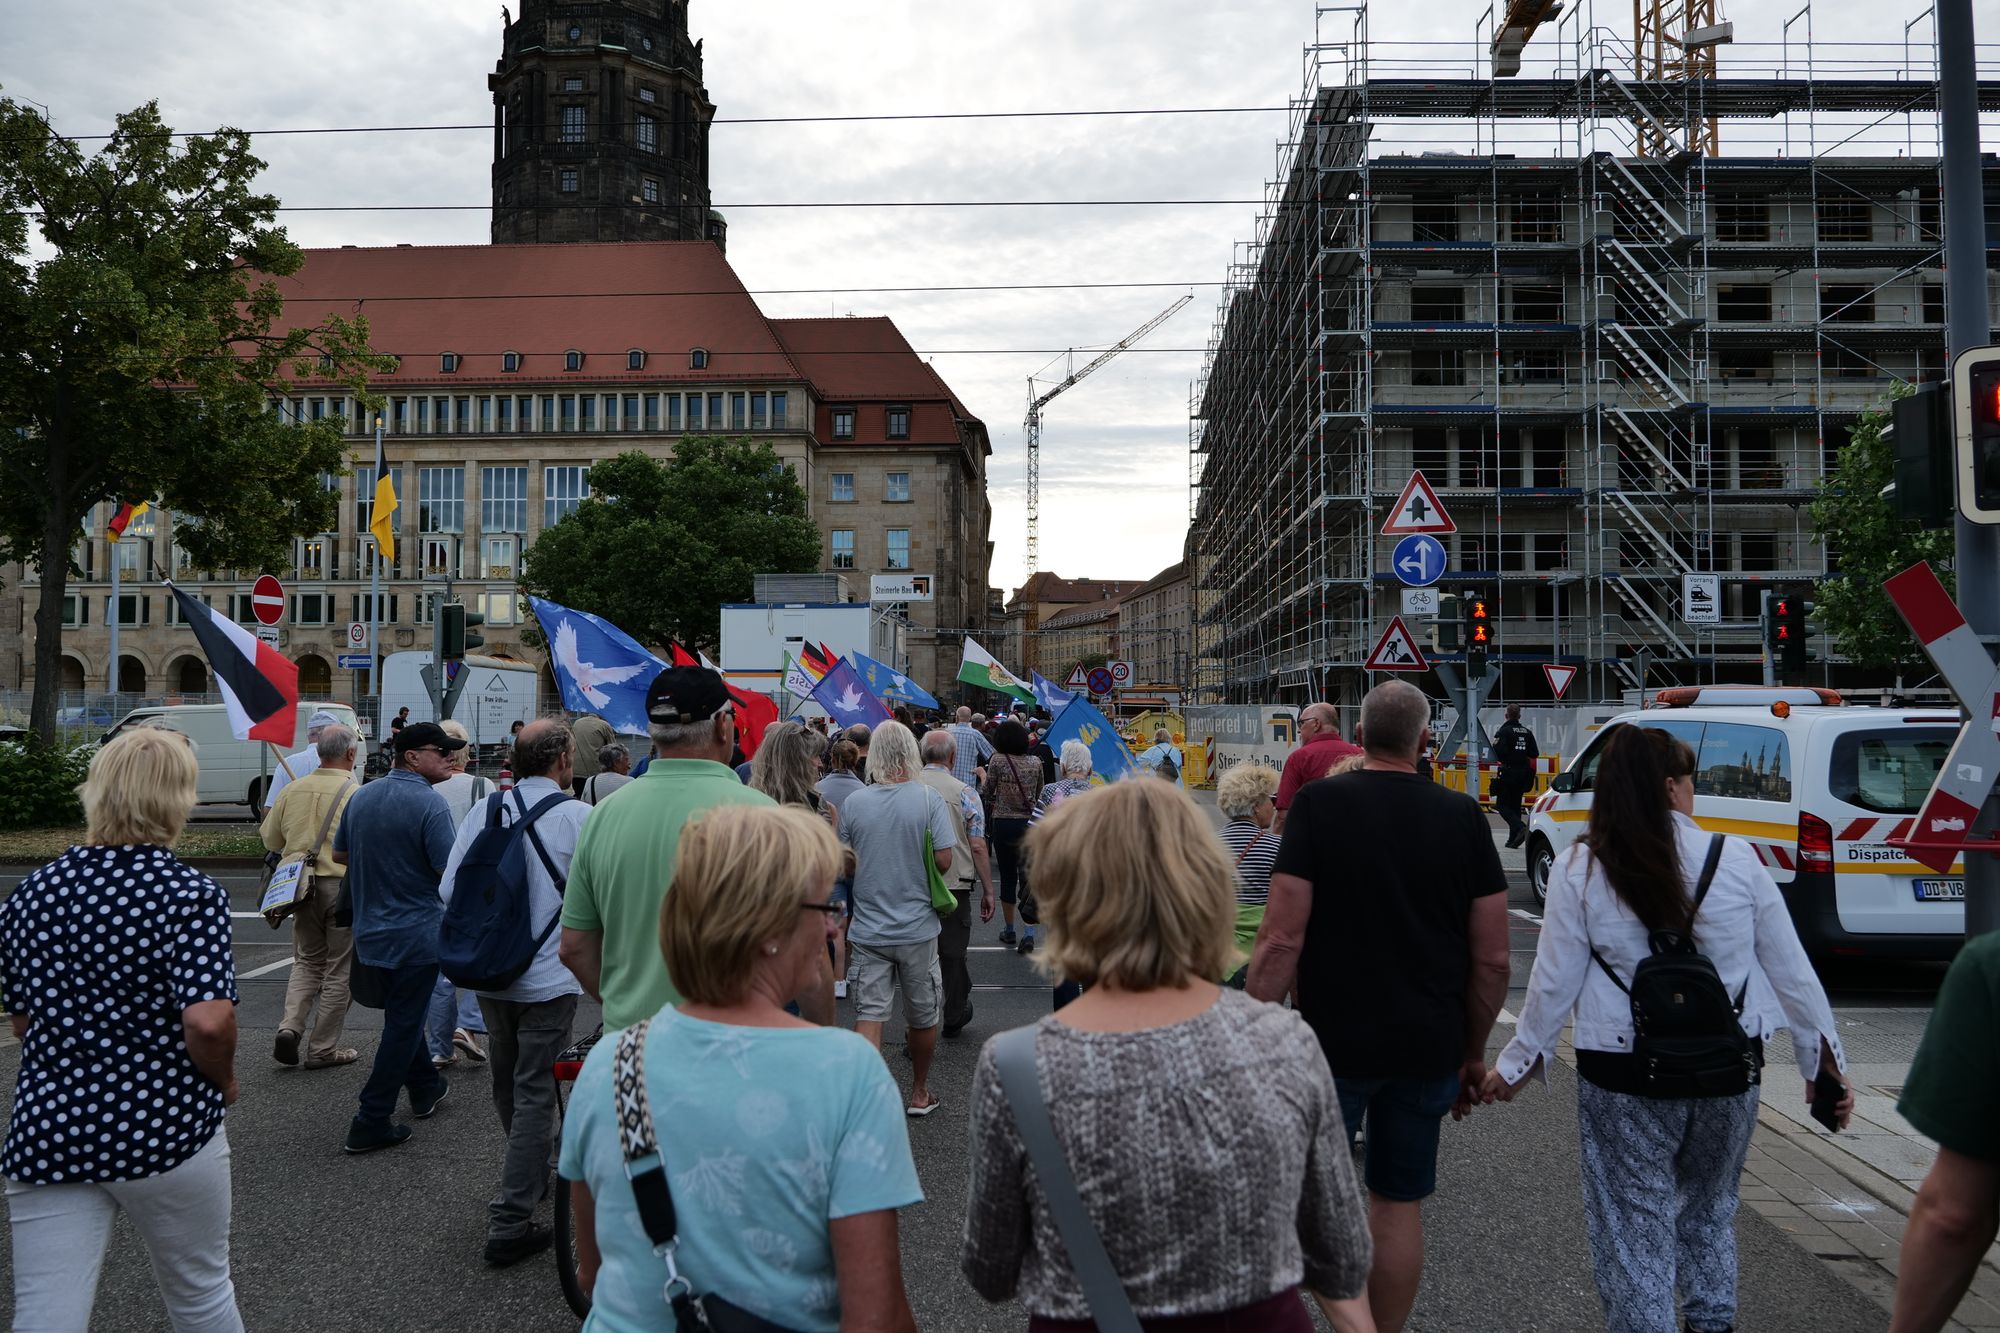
[
  {"x1": 992, "y1": 1028, "x2": 1143, "y2": 1333},
  {"x1": 1589, "y1": 832, "x2": 1729, "y2": 994},
  {"x1": 613, "y1": 1019, "x2": 679, "y2": 1249},
  {"x1": 511, "y1": 789, "x2": 571, "y2": 892}
]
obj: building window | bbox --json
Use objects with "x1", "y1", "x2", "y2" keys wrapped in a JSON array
[
  {"x1": 642, "y1": 177, "x2": 660, "y2": 204},
  {"x1": 481, "y1": 466, "x2": 528, "y2": 533},
  {"x1": 1823, "y1": 343, "x2": 1873, "y2": 379},
  {"x1": 1716, "y1": 284, "x2": 1773, "y2": 322},
  {"x1": 559, "y1": 168, "x2": 579, "y2": 193},
  {"x1": 1409, "y1": 349, "x2": 1466, "y2": 386},
  {"x1": 296, "y1": 538, "x2": 327, "y2": 579},
  {"x1": 478, "y1": 592, "x2": 520, "y2": 626},
  {"x1": 832, "y1": 406, "x2": 856, "y2": 440},
  {"x1": 831, "y1": 530, "x2": 855, "y2": 569},
  {"x1": 1412, "y1": 195, "x2": 1459, "y2": 242},
  {"x1": 1717, "y1": 346, "x2": 1774, "y2": 379},
  {"x1": 770, "y1": 391, "x2": 787, "y2": 428},
  {"x1": 690, "y1": 348, "x2": 708, "y2": 369},
  {"x1": 887, "y1": 404, "x2": 911, "y2": 439},
  {"x1": 637, "y1": 115, "x2": 659, "y2": 153},
  {"x1": 540, "y1": 395, "x2": 557, "y2": 431},
  {"x1": 638, "y1": 86, "x2": 657, "y2": 103},
  {"x1": 440, "y1": 352, "x2": 459, "y2": 373},
  {"x1": 561, "y1": 104, "x2": 587, "y2": 143},
  {"x1": 1818, "y1": 198, "x2": 1872, "y2": 243},
  {"x1": 708, "y1": 393, "x2": 723, "y2": 428},
  {"x1": 1508, "y1": 199, "x2": 1562, "y2": 243},
  {"x1": 107, "y1": 594, "x2": 149, "y2": 627},
  {"x1": 483, "y1": 536, "x2": 520, "y2": 580},
  {"x1": 355, "y1": 466, "x2": 402, "y2": 539},
  {"x1": 417, "y1": 466, "x2": 465, "y2": 533},
  {"x1": 502, "y1": 351, "x2": 521, "y2": 373},
  {"x1": 1821, "y1": 284, "x2": 1874, "y2": 324},
  {"x1": 1715, "y1": 197, "x2": 1770, "y2": 243},
  {"x1": 1509, "y1": 349, "x2": 1564, "y2": 383},
  {"x1": 686, "y1": 392, "x2": 703, "y2": 429},
  {"x1": 352, "y1": 593, "x2": 398, "y2": 625},
  {"x1": 61, "y1": 594, "x2": 86, "y2": 627},
  {"x1": 564, "y1": 349, "x2": 584, "y2": 372},
  {"x1": 1508, "y1": 284, "x2": 1563, "y2": 323},
  {"x1": 885, "y1": 471, "x2": 911, "y2": 502},
  {"x1": 563, "y1": 76, "x2": 583, "y2": 92},
  {"x1": 730, "y1": 393, "x2": 746, "y2": 430},
  {"x1": 885, "y1": 529, "x2": 911, "y2": 569},
  {"x1": 1412, "y1": 427, "x2": 1450, "y2": 482},
  {"x1": 230, "y1": 593, "x2": 262, "y2": 625},
  {"x1": 583, "y1": 395, "x2": 601, "y2": 430},
  {"x1": 831, "y1": 472, "x2": 854, "y2": 502},
  {"x1": 545, "y1": 465, "x2": 592, "y2": 526},
  {"x1": 751, "y1": 393, "x2": 768, "y2": 428},
  {"x1": 1409, "y1": 286, "x2": 1466, "y2": 321},
  {"x1": 420, "y1": 535, "x2": 461, "y2": 579},
  {"x1": 292, "y1": 594, "x2": 331, "y2": 626},
  {"x1": 648, "y1": 393, "x2": 664, "y2": 431}
]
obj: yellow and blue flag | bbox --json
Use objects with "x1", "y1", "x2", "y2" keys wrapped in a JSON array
[
  {"x1": 1043, "y1": 694, "x2": 1139, "y2": 783},
  {"x1": 851, "y1": 651, "x2": 939, "y2": 710}
]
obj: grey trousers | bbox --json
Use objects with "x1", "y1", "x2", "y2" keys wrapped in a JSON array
[
  {"x1": 1577, "y1": 1077, "x2": 1761, "y2": 1333},
  {"x1": 938, "y1": 887, "x2": 973, "y2": 1029},
  {"x1": 476, "y1": 992, "x2": 578, "y2": 1241}
]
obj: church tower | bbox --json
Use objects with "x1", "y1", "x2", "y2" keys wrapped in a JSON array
[{"x1": 489, "y1": 0, "x2": 724, "y2": 247}]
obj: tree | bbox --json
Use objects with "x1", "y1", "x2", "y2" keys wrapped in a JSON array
[
  {"x1": 0, "y1": 95, "x2": 386, "y2": 740},
  {"x1": 520, "y1": 439, "x2": 822, "y2": 654},
  {"x1": 1808, "y1": 395, "x2": 1956, "y2": 672}
]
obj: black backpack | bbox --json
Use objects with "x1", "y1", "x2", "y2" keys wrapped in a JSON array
[
  {"x1": 438, "y1": 789, "x2": 571, "y2": 992},
  {"x1": 1590, "y1": 834, "x2": 1757, "y2": 1100},
  {"x1": 1156, "y1": 748, "x2": 1180, "y2": 783}
]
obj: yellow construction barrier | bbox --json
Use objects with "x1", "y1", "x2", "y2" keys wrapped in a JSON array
[{"x1": 1432, "y1": 757, "x2": 1558, "y2": 807}]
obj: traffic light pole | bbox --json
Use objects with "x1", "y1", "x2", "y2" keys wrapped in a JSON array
[{"x1": 1939, "y1": 0, "x2": 2000, "y2": 936}]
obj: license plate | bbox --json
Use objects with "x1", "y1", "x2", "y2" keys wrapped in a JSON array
[{"x1": 1913, "y1": 878, "x2": 1965, "y2": 902}]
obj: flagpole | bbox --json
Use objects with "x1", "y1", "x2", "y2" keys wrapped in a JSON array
[
  {"x1": 108, "y1": 541, "x2": 121, "y2": 698},
  {"x1": 370, "y1": 415, "x2": 383, "y2": 729}
]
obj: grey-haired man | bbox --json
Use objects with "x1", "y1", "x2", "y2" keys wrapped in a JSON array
[{"x1": 266, "y1": 708, "x2": 355, "y2": 809}]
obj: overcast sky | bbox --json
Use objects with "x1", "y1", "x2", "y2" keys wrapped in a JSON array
[{"x1": 7, "y1": 0, "x2": 1988, "y2": 593}]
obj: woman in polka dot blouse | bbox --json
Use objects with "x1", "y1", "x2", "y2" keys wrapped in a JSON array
[{"x1": 0, "y1": 725, "x2": 244, "y2": 1331}]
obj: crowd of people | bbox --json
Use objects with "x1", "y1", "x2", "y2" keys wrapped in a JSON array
[{"x1": 7, "y1": 671, "x2": 1999, "y2": 1333}]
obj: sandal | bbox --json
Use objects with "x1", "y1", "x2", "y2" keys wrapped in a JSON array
[
  {"x1": 906, "y1": 1095, "x2": 941, "y2": 1118},
  {"x1": 303, "y1": 1048, "x2": 360, "y2": 1070}
]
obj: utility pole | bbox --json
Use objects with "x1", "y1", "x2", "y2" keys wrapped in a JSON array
[{"x1": 1939, "y1": 0, "x2": 2000, "y2": 936}]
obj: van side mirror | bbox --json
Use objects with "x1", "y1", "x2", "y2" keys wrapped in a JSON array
[{"x1": 1549, "y1": 771, "x2": 1576, "y2": 793}]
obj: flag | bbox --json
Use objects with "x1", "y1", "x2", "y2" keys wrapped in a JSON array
[
  {"x1": 1042, "y1": 694, "x2": 1139, "y2": 784},
  {"x1": 809, "y1": 658, "x2": 892, "y2": 730},
  {"x1": 107, "y1": 500, "x2": 150, "y2": 539},
  {"x1": 668, "y1": 642, "x2": 700, "y2": 668},
  {"x1": 957, "y1": 637, "x2": 1035, "y2": 703},
  {"x1": 1030, "y1": 670, "x2": 1078, "y2": 716},
  {"x1": 668, "y1": 642, "x2": 774, "y2": 755},
  {"x1": 851, "y1": 651, "x2": 939, "y2": 709},
  {"x1": 529, "y1": 596, "x2": 665, "y2": 736},
  {"x1": 369, "y1": 437, "x2": 398, "y2": 563},
  {"x1": 783, "y1": 651, "x2": 818, "y2": 701},
  {"x1": 168, "y1": 584, "x2": 298, "y2": 743},
  {"x1": 797, "y1": 642, "x2": 833, "y2": 683}
]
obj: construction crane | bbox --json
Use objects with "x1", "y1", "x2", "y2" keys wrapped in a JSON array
[{"x1": 1022, "y1": 294, "x2": 1191, "y2": 580}]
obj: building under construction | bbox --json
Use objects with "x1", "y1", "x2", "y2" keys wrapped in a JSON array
[{"x1": 1188, "y1": 3, "x2": 2000, "y2": 709}]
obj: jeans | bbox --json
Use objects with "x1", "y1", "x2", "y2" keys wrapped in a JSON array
[
  {"x1": 6, "y1": 1128, "x2": 243, "y2": 1333},
  {"x1": 280, "y1": 879, "x2": 353, "y2": 1062},
  {"x1": 991, "y1": 817, "x2": 1030, "y2": 909},
  {"x1": 937, "y1": 888, "x2": 973, "y2": 1028},
  {"x1": 426, "y1": 976, "x2": 487, "y2": 1060},
  {"x1": 356, "y1": 961, "x2": 446, "y2": 1127},
  {"x1": 477, "y1": 993, "x2": 578, "y2": 1241}
]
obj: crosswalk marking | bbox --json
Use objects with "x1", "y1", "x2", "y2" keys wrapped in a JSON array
[{"x1": 239, "y1": 955, "x2": 296, "y2": 979}]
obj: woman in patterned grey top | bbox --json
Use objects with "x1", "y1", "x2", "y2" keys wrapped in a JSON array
[{"x1": 962, "y1": 779, "x2": 1375, "y2": 1332}]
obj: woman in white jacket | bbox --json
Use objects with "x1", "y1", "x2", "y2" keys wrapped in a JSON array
[{"x1": 1480, "y1": 723, "x2": 1854, "y2": 1333}]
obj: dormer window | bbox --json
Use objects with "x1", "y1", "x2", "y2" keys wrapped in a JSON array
[
  {"x1": 564, "y1": 350, "x2": 584, "y2": 372},
  {"x1": 440, "y1": 353, "x2": 460, "y2": 374},
  {"x1": 316, "y1": 353, "x2": 334, "y2": 373},
  {"x1": 502, "y1": 351, "x2": 521, "y2": 373},
  {"x1": 627, "y1": 349, "x2": 646, "y2": 370},
  {"x1": 690, "y1": 348, "x2": 709, "y2": 370}
]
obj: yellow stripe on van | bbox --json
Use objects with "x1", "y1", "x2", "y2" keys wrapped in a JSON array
[
  {"x1": 1836, "y1": 860, "x2": 1964, "y2": 875},
  {"x1": 1690, "y1": 816, "x2": 1797, "y2": 841}
]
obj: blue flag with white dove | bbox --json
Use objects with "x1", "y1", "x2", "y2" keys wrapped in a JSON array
[
  {"x1": 1042, "y1": 694, "x2": 1139, "y2": 783},
  {"x1": 851, "y1": 651, "x2": 940, "y2": 710},
  {"x1": 527, "y1": 596, "x2": 665, "y2": 735},
  {"x1": 809, "y1": 657, "x2": 893, "y2": 729},
  {"x1": 1030, "y1": 670, "x2": 1078, "y2": 716}
]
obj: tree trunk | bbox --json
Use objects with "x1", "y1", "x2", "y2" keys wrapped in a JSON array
[{"x1": 28, "y1": 436, "x2": 68, "y2": 746}]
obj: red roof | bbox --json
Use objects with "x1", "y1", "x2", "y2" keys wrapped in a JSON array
[
  {"x1": 771, "y1": 317, "x2": 979, "y2": 421},
  {"x1": 270, "y1": 241, "x2": 801, "y2": 387}
]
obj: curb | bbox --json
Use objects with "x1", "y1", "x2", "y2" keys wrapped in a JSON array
[
  {"x1": 1, "y1": 856, "x2": 266, "y2": 872},
  {"x1": 1755, "y1": 1101, "x2": 1921, "y2": 1217}
]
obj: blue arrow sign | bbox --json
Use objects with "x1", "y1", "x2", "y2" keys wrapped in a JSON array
[{"x1": 1392, "y1": 533, "x2": 1447, "y2": 588}]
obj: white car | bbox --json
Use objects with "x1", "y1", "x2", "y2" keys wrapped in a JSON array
[
  {"x1": 102, "y1": 701, "x2": 359, "y2": 814},
  {"x1": 1523, "y1": 695, "x2": 1967, "y2": 960}
]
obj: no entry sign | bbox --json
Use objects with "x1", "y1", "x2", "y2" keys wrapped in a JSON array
[{"x1": 251, "y1": 575, "x2": 285, "y2": 626}]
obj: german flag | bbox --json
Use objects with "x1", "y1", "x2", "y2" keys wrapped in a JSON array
[{"x1": 107, "y1": 501, "x2": 149, "y2": 539}]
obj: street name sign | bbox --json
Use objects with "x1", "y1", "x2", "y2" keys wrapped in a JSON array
[
  {"x1": 337, "y1": 654, "x2": 372, "y2": 670},
  {"x1": 1381, "y1": 470, "x2": 1457, "y2": 536}
]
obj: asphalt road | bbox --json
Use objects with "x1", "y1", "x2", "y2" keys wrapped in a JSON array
[{"x1": 0, "y1": 825, "x2": 1945, "y2": 1332}]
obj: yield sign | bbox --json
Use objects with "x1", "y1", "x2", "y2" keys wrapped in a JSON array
[
  {"x1": 1543, "y1": 663, "x2": 1577, "y2": 699},
  {"x1": 1885, "y1": 561, "x2": 1999, "y2": 872},
  {"x1": 1365, "y1": 616, "x2": 1429, "y2": 673},
  {"x1": 1381, "y1": 470, "x2": 1457, "y2": 536}
]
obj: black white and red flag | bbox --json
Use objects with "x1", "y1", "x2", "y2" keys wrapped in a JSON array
[{"x1": 167, "y1": 583, "x2": 298, "y2": 743}]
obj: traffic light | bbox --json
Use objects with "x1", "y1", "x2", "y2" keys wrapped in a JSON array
[
  {"x1": 1433, "y1": 592, "x2": 1461, "y2": 653},
  {"x1": 1955, "y1": 351, "x2": 2000, "y2": 521},
  {"x1": 1889, "y1": 383, "x2": 1954, "y2": 528},
  {"x1": 439, "y1": 602, "x2": 486, "y2": 663},
  {"x1": 1463, "y1": 589, "x2": 1492, "y2": 677},
  {"x1": 1769, "y1": 590, "x2": 1809, "y2": 675}
]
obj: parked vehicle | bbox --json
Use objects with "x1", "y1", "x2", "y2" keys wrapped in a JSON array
[
  {"x1": 101, "y1": 701, "x2": 360, "y2": 815},
  {"x1": 1524, "y1": 696, "x2": 1966, "y2": 960}
]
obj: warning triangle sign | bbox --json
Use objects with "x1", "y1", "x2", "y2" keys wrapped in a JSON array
[
  {"x1": 1543, "y1": 664, "x2": 1577, "y2": 699},
  {"x1": 1381, "y1": 470, "x2": 1457, "y2": 536},
  {"x1": 1063, "y1": 664, "x2": 1089, "y2": 690},
  {"x1": 1365, "y1": 617, "x2": 1429, "y2": 673}
]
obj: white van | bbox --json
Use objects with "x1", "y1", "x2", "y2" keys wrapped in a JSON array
[
  {"x1": 1523, "y1": 695, "x2": 1967, "y2": 960},
  {"x1": 102, "y1": 702, "x2": 359, "y2": 814}
]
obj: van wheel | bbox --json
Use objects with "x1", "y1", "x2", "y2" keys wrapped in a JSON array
[
  {"x1": 1526, "y1": 835, "x2": 1554, "y2": 908},
  {"x1": 249, "y1": 777, "x2": 271, "y2": 821}
]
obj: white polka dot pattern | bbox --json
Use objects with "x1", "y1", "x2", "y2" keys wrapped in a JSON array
[{"x1": 0, "y1": 845, "x2": 238, "y2": 1184}]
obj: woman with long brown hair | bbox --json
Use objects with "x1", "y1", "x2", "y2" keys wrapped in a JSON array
[{"x1": 1481, "y1": 723, "x2": 1851, "y2": 1333}]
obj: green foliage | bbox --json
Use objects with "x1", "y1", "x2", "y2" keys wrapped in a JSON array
[
  {"x1": 0, "y1": 92, "x2": 392, "y2": 739},
  {"x1": 520, "y1": 439, "x2": 822, "y2": 654},
  {"x1": 0, "y1": 741, "x2": 93, "y2": 831},
  {"x1": 1808, "y1": 396, "x2": 1957, "y2": 671}
]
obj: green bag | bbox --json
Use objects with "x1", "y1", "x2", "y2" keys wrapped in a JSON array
[{"x1": 924, "y1": 830, "x2": 956, "y2": 914}]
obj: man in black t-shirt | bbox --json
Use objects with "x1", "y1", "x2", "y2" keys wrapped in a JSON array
[
  {"x1": 1248, "y1": 679, "x2": 1510, "y2": 1333},
  {"x1": 1489, "y1": 704, "x2": 1539, "y2": 849}
]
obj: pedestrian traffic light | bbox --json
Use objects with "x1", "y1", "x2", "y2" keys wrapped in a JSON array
[
  {"x1": 1463, "y1": 589, "x2": 1492, "y2": 677},
  {"x1": 1433, "y1": 592, "x2": 1461, "y2": 653},
  {"x1": 1890, "y1": 383, "x2": 1954, "y2": 528},
  {"x1": 1951, "y1": 346, "x2": 2000, "y2": 522},
  {"x1": 1769, "y1": 590, "x2": 1809, "y2": 675},
  {"x1": 439, "y1": 602, "x2": 485, "y2": 663}
]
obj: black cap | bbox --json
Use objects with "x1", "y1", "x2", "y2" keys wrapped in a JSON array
[
  {"x1": 646, "y1": 666, "x2": 732, "y2": 725},
  {"x1": 392, "y1": 721, "x2": 468, "y2": 753}
]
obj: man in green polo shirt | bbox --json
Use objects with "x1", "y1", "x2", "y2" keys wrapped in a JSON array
[
  {"x1": 558, "y1": 668, "x2": 774, "y2": 1030},
  {"x1": 1888, "y1": 931, "x2": 2000, "y2": 1333}
]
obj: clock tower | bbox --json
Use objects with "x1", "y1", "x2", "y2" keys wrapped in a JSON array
[{"x1": 489, "y1": 1, "x2": 722, "y2": 247}]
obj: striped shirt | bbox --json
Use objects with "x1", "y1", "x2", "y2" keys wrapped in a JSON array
[{"x1": 1220, "y1": 820, "x2": 1280, "y2": 906}]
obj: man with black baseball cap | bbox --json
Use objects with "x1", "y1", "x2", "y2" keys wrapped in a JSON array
[
  {"x1": 331, "y1": 720, "x2": 465, "y2": 1153},
  {"x1": 559, "y1": 668, "x2": 780, "y2": 1030}
]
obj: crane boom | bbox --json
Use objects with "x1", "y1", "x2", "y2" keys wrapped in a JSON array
[{"x1": 1023, "y1": 293, "x2": 1191, "y2": 579}]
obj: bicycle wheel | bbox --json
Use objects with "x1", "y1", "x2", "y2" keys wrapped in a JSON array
[{"x1": 554, "y1": 1171, "x2": 589, "y2": 1319}]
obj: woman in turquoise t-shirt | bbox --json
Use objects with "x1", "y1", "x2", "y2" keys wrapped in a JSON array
[{"x1": 559, "y1": 805, "x2": 923, "y2": 1333}]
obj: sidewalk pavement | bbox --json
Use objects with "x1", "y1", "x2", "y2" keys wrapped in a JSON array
[{"x1": 1485, "y1": 821, "x2": 2000, "y2": 1330}]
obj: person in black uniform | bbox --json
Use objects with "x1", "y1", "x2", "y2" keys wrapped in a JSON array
[{"x1": 1490, "y1": 704, "x2": 1539, "y2": 849}]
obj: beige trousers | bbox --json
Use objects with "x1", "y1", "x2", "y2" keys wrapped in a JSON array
[{"x1": 279, "y1": 877, "x2": 355, "y2": 1061}]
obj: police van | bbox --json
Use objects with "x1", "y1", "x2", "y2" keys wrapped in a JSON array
[{"x1": 1522, "y1": 689, "x2": 1966, "y2": 959}]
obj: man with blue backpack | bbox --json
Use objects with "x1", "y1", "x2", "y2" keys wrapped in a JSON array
[{"x1": 435, "y1": 718, "x2": 588, "y2": 1269}]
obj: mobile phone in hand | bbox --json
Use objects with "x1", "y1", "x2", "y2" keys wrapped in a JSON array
[{"x1": 1811, "y1": 1069, "x2": 1845, "y2": 1132}]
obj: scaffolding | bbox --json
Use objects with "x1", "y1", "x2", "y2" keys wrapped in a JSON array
[{"x1": 1188, "y1": 1, "x2": 2000, "y2": 709}]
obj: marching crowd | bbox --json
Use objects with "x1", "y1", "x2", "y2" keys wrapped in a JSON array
[{"x1": 0, "y1": 671, "x2": 1996, "y2": 1333}]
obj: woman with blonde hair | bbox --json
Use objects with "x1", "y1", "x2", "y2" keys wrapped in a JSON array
[
  {"x1": 1217, "y1": 763, "x2": 1282, "y2": 988},
  {"x1": 559, "y1": 804, "x2": 921, "y2": 1332},
  {"x1": 751, "y1": 721, "x2": 838, "y2": 832},
  {"x1": 963, "y1": 779, "x2": 1376, "y2": 1333},
  {"x1": 0, "y1": 726, "x2": 244, "y2": 1330}
]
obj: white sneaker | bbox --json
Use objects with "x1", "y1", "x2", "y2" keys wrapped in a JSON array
[{"x1": 833, "y1": 980, "x2": 849, "y2": 999}]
